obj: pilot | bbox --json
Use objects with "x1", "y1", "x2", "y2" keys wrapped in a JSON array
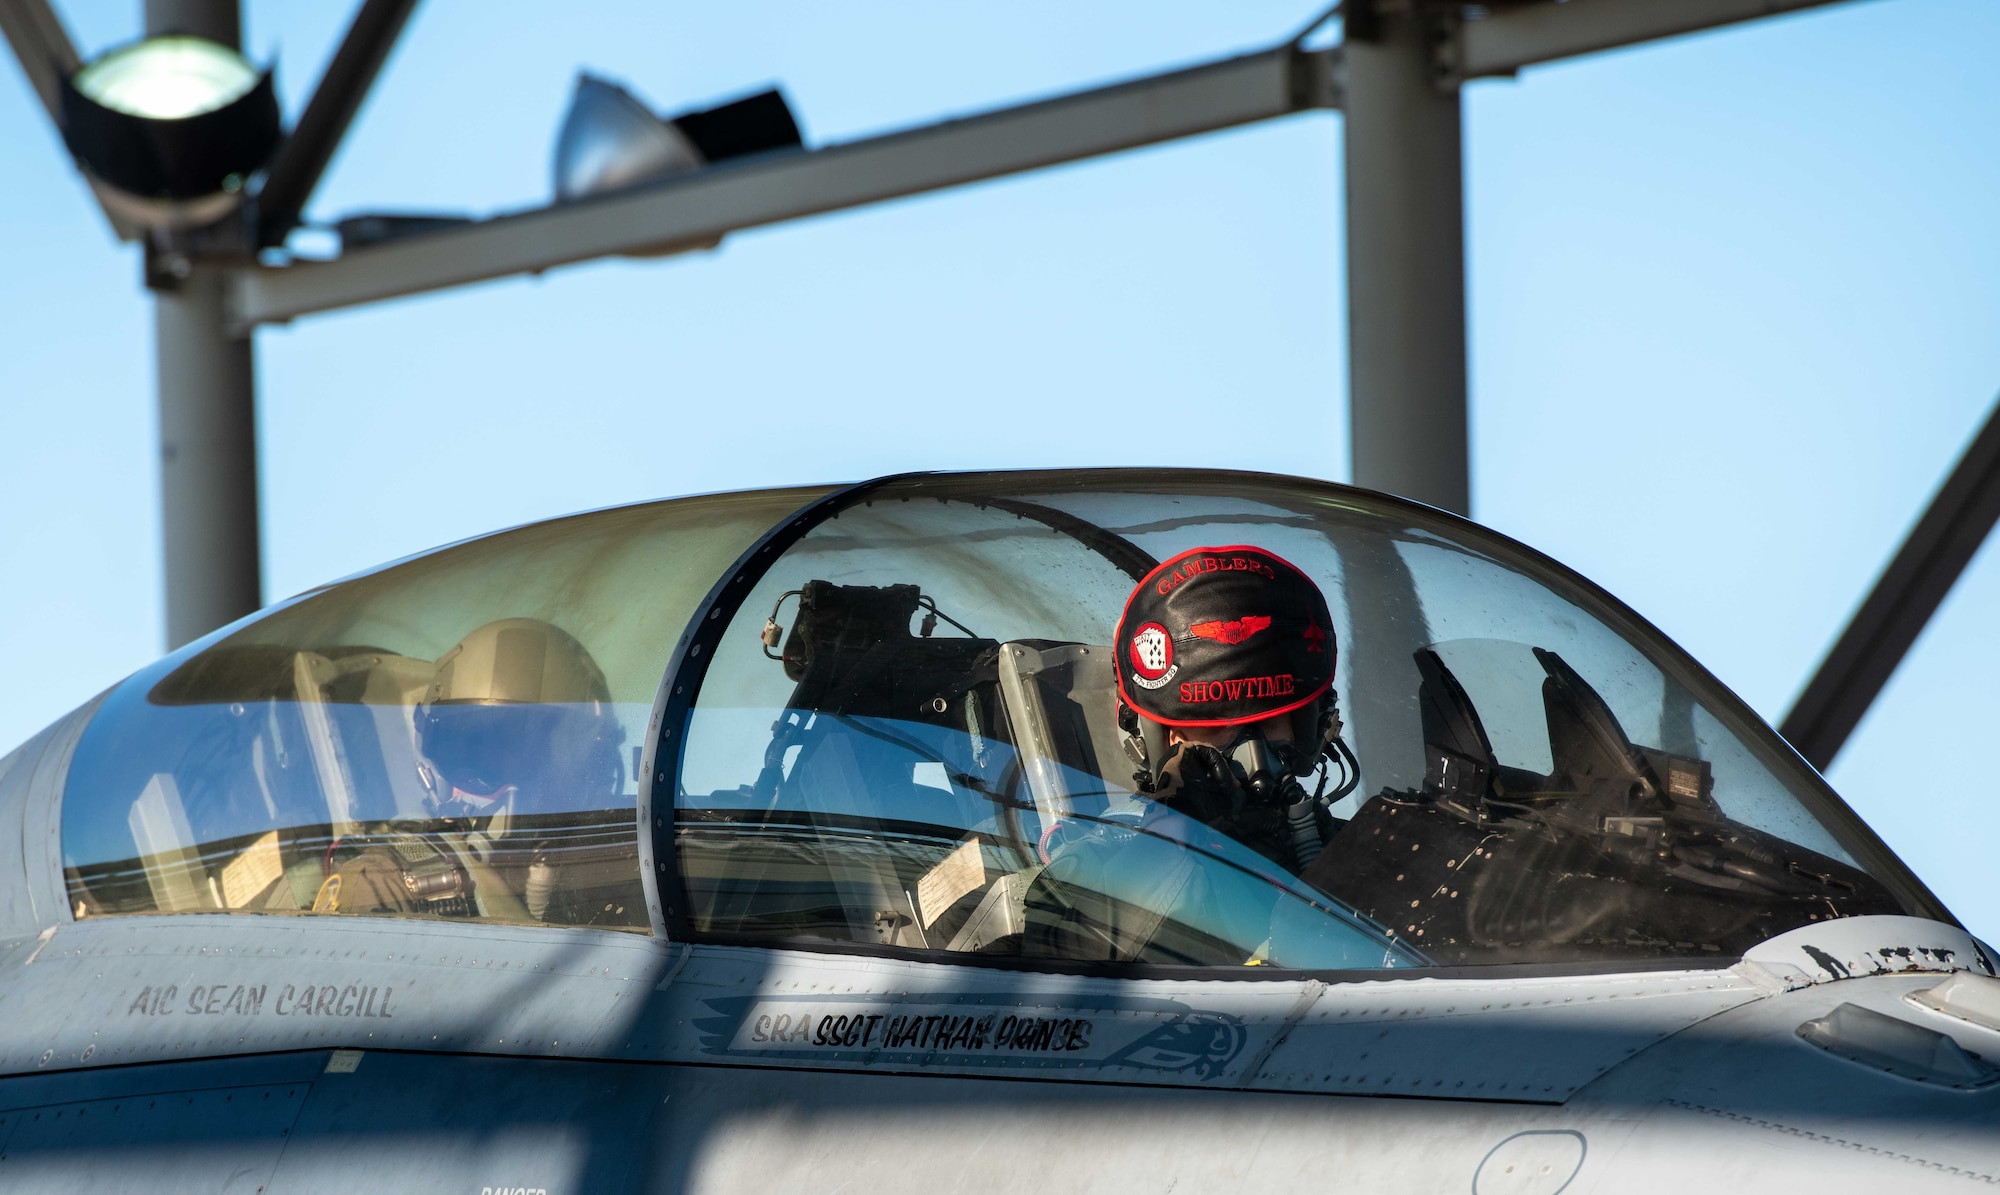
[
  {"x1": 1021, "y1": 546, "x2": 1342, "y2": 963},
  {"x1": 1112, "y1": 545, "x2": 1340, "y2": 870},
  {"x1": 415, "y1": 617, "x2": 625, "y2": 828},
  {"x1": 312, "y1": 619, "x2": 624, "y2": 922}
]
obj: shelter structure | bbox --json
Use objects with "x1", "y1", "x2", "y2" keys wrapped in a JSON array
[{"x1": 0, "y1": 0, "x2": 1981, "y2": 769}]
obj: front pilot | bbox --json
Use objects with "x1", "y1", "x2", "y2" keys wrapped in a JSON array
[
  {"x1": 416, "y1": 617, "x2": 624, "y2": 828},
  {"x1": 312, "y1": 618, "x2": 624, "y2": 922}
]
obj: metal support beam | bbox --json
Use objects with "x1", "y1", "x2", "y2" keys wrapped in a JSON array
[
  {"x1": 227, "y1": 43, "x2": 1340, "y2": 329},
  {"x1": 156, "y1": 269, "x2": 261, "y2": 648},
  {"x1": 144, "y1": 0, "x2": 237, "y2": 45},
  {"x1": 1344, "y1": 7, "x2": 1468, "y2": 514},
  {"x1": 0, "y1": 0, "x2": 76, "y2": 119},
  {"x1": 1780, "y1": 393, "x2": 2000, "y2": 771},
  {"x1": 150, "y1": 0, "x2": 261, "y2": 648},
  {"x1": 255, "y1": 0, "x2": 420, "y2": 247},
  {"x1": 1452, "y1": 0, "x2": 1851, "y2": 81},
  {"x1": 0, "y1": 0, "x2": 143, "y2": 239}
]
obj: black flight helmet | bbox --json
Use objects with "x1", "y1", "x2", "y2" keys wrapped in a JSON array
[{"x1": 1115, "y1": 545, "x2": 1336, "y2": 732}]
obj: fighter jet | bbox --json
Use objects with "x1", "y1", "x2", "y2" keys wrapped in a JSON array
[{"x1": 2, "y1": 468, "x2": 1995, "y2": 1193}]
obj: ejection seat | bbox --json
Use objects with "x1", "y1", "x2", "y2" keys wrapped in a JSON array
[{"x1": 741, "y1": 579, "x2": 1142, "y2": 955}]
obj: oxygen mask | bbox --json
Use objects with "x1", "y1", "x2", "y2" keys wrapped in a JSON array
[
  {"x1": 1150, "y1": 719, "x2": 1347, "y2": 871},
  {"x1": 1223, "y1": 732, "x2": 1313, "y2": 806}
]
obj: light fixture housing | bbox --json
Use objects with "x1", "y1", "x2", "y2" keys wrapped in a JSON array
[
  {"x1": 553, "y1": 75, "x2": 703, "y2": 202},
  {"x1": 553, "y1": 74, "x2": 802, "y2": 202},
  {"x1": 60, "y1": 35, "x2": 281, "y2": 229}
]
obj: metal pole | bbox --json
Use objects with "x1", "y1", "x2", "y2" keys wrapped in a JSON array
[
  {"x1": 143, "y1": 0, "x2": 235, "y2": 43},
  {"x1": 148, "y1": 0, "x2": 260, "y2": 648},
  {"x1": 1343, "y1": 6, "x2": 1469, "y2": 515},
  {"x1": 1780, "y1": 390, "x2": 2000, "y2": 771}
]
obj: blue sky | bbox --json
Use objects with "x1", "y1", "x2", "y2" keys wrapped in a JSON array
[{"x1": 4, "y1": 2, "x2": 1997, "y2": 930}]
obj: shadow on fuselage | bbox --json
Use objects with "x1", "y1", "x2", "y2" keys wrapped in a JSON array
[{"x1": 2, "y1": 933, "x2": 1993, "y2": 1194}]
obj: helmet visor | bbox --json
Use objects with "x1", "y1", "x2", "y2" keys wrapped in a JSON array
[{"x1": 419, "y1": 703, "x2": 597, "y2": 799}]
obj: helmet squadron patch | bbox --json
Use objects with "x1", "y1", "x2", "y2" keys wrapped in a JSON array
[{"x1": 1129, "y1": 621, "x2": 1177, "y2": 690}]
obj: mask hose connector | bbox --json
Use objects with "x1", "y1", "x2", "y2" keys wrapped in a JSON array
[
  {"x1": 1228, "y1": 734, "x2": 1327, "y2": 868},
  {"x1": 1288, "y1": 790, "x2": 1322, "y2": 867}
]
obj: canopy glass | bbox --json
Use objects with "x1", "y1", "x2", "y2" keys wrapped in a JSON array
[{"x1": 56, "y1": 471, "x2": 1936, "y2": 972}]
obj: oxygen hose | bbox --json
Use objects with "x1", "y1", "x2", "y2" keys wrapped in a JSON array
[{"x1": 1287, "y1": 790, "x2": 1322, "y2": 867}]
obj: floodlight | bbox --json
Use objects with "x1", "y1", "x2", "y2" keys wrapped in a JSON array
[
  {"x1": 60, "y1": 35, "x2": 281, "y2": 229},
  {"x1": 553, "y1": 76, "x2": 702, "y2": 202},
  {"x1": 553, "y1": 74, "x2": 802, "y2": 202}
]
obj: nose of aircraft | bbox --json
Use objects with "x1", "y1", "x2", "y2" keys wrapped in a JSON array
[{"x1": 1570, "y1": 954, "x2": 2000, "y2": 1187}]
